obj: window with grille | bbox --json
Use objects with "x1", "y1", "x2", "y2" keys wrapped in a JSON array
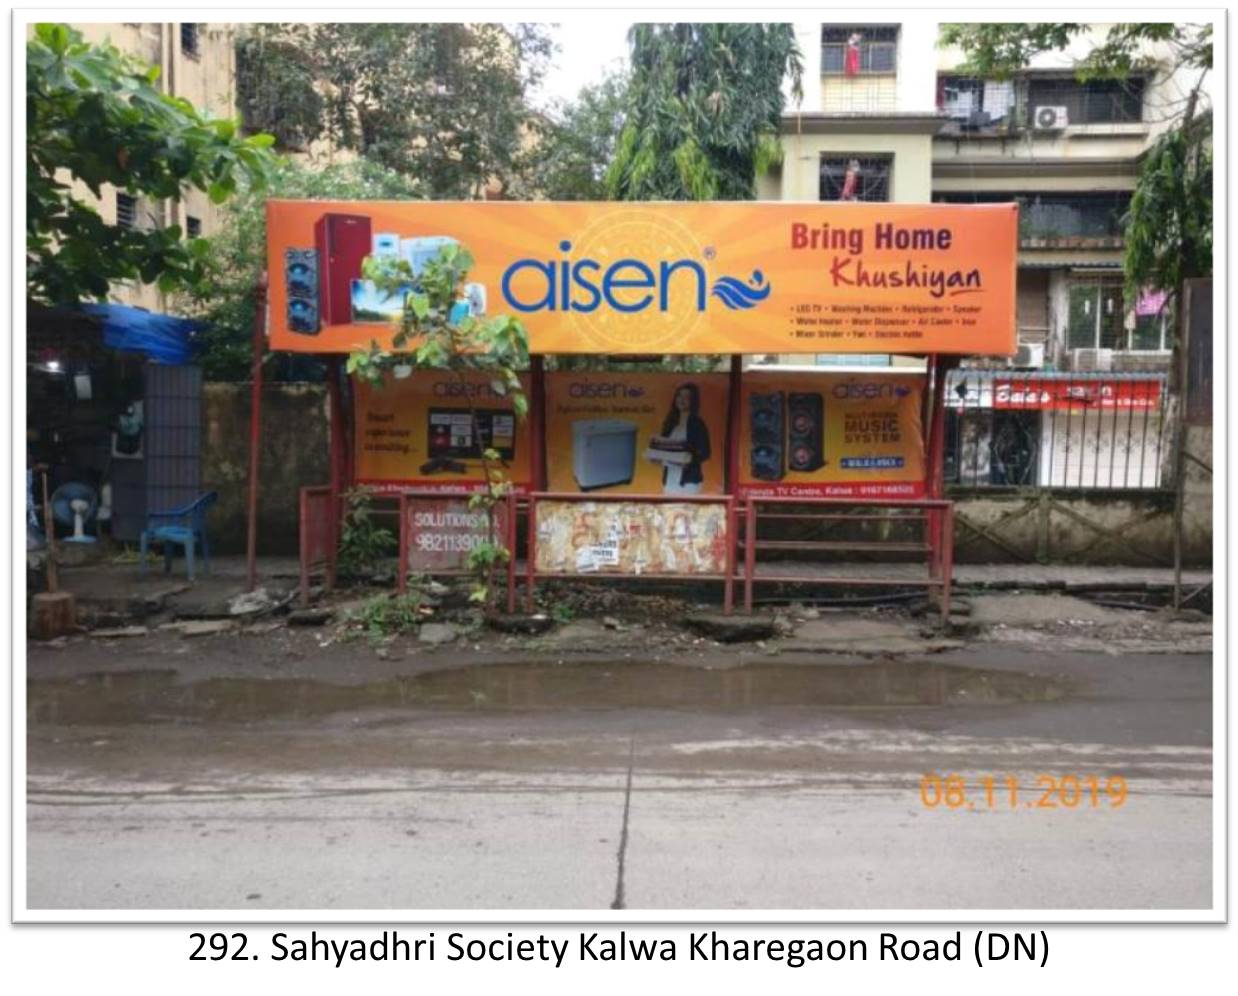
[
  {"x1": 821, "y1": 25, "x2": 898, "y2": 75},
  {"x1": 1068, "y1": 282, "x2": 1172, "y2": 351},
  {"x1": 186, "y1": 216, "x2": 202, "y2": 239},
  {"x1": 1067, "y1": 281, "x2": 1126, "y2": 351},
  {"x1": 820, "y1": 155, "x2": 892, "y2": 202},
  {"x1": 116, "y1": 193, "x2": 137, "y2": 229},
  {"x1": 938, "y1": 75, "x2": 1015, "y2": 124},
  {"x1": 181, "y1": 23, "x2": 200, "y2": 58},
  {"x1": 1028, "y1": 77, "x2": 1143, "y2": 125}
]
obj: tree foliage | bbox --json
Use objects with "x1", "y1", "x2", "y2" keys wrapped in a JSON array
[
  {"x1": 605, "y1": 23, "x2": 803, "y2": 201},
  {"x1": 236, "y1": 23, "x2": 552, "y2": 198},
  {"x1": 939, "y1": 21, "x2": 1212, "y2": 295},
  {"x1": 182, "y1": 157, "x2": 423, "y2": 380},
  {"x1": 520, "y1": 71, "x2": 627, "y2": 201},
  {"x1": 348, "y1": 245, "x2": 530, "y2": 610},
  {"x1": 27, "y1": 23, "x2": 276, "y2": 304},
  {"x1": 938, "y1": 22, "x2": 1211, "y2": 80},
  {"x1": 1124, "y1": 126, "x2": 1212, "y2": 304}
]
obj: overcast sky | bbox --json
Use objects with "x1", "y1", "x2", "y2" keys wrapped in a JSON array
[{"x1": 532, "y1": 21, "x2": 631, "y2": 108}]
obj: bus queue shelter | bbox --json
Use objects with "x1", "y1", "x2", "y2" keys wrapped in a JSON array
[{"x1": 251, "y1": 200, "x2": 1019, "y2": 618}]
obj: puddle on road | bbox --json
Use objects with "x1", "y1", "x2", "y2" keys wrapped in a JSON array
[{"x1": 27, "y1": 660, "x2": 1071, "y2": 726}]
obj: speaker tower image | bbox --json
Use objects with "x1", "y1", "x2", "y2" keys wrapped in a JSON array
[
  {"x1": 750, "y1": 391, "x2": 785, "y2": 481},
  {"x1": 283, "y1": 249, "x2": 320, "y2": 335},
  {"x1": 787, "y1": 392, "x2": 825, "y2": 472},
  {"x1": 314, "y1": 213, "x2": 372, "y2": 325}
]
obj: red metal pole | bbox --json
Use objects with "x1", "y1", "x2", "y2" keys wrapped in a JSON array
[
  {"x1": 245, "y1": 274, "x2": 267, "y2": 592},
  {"x1": 298, "y1": 488, "x2": 306, "y2": 602},
  {"x1": 325, "y1": 358, "x2": 346, "y2": 588},
  {"x1": 723, "y1": 496, "x2": 736, "y2": 615},
  {"x1": 397, "y1": 492, "x2": 408, "y2": 595},
  {"x1": 941, "y1": 504, "x2": 955, "y2": 622},
  {"x1": 506, "y1": 491, "x2": 518, "y2": 615},
  {"x1": 726, "y1": 354, "x2": 742, "y2": 493},
  {"x1": 530, "y1": 355, "x2": 547, "y2": 491},
  {"x1": 525, "y1": 494, "x2": 538, "y2": 613},
  {"x1": 744, "y1": 500, "x2": 756, "y2": 613}
]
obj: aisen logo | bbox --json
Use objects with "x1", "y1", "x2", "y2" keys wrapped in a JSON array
[
  {"x1": 568, "y1": 382, "x2": 646, "y2": 399},
  {"x1": 501, "y1": 241, "x2": 770, "y2": 316},
  {"x1": 831, "y1": 381, "x2": 913, "y2": 400}
]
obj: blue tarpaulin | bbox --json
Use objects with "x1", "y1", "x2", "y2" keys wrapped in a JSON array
[{"x1": 80, "y1": 303, "x2": 202, "y2": 365}]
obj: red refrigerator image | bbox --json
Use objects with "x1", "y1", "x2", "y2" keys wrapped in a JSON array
[{"x1": 314, "y1": 213, "x2": 372, "y2": 326}]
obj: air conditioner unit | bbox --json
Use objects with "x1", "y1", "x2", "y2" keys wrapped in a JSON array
[
  {"x1": 1014, "y1": 342, "x2": 1045, "y2": 368},
  {"x1": 1033, "y1": 105, "x2": 1069, "y2": 130},
  {"x1": 1072, "y1": 348, "x2": 1113, "y2": 372}
]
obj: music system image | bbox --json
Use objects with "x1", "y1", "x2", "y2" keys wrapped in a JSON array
[
  {"x1": 314, "y1": 212, "x2": 372, "y2": 326},
  {"x1": 787, "y1": 392, "x2": 826, "y2": 472},
  {"x1": 283, "y1": 248, "x2": 320, "y2": 335},
  {"x1": 749, "y1": 391, "x2": 786, "y2": 481},
  {"x1": 421, "y1": 407, "x2": 517, "y2": 476},
  {"x1": 286, "y1": 217, "x2": 486, "y2": 331},
  {"x1": 748, "y1": 390, "x2": 826, "y2": 479},
  {"x1": 571, "y1": 419, "x2": 639, "y2": 491}
]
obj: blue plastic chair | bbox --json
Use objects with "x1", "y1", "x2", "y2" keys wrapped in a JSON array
[{"x1": 140, "y1": 492, "x2": 218, "y2": 580}]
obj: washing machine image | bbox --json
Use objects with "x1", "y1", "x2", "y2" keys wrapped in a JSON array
[
  {"x1": 400, "y1": 236, "x2": 460, "y2": 279},
  {"x1": 571, "y1": 419, "x2": 639, "y2": 490}
]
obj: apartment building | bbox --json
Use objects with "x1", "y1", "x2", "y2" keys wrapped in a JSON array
[
  {"x1": 763, "y1": 21, "x2": 1207, "y2": 376},
  {"x1": 43, "y1": 22, "x2": 238, "y2": 312}
]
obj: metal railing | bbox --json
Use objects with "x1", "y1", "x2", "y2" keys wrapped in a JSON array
[
  {"x1": 945, "y1": 371, "x2": 1170, "y2": 490},
  {"x1": 298, "y1": 485, "x2": 337, "y2": 601},
  {"x1": 739, "y1": 497, "x2": 955, "y2": 620}
]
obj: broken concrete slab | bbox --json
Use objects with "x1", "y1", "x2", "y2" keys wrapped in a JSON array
[
  {"x1": 418, "y1": 622, "x2": 458, "y2": 645},
  {"x1": 159, "y1": 620, "x2": 235, "y2": 638},
  {"x1": 684, "y1": 613, "x2": 777, "y2": 643},
  {"x1": 90, "y1": 625, "x2": 149, "y2": 639},
  {"x1": 967, "y1": 593, "x2": 1131, "y2": 626},
  {"x1": 228, "y1": 587, "x2": 289, "y2": 617},
  {"x1": 486, "y1": 613, "x2": 556, "y2": 636},
  {"x1": 777, "y1": 616, "x2": 961, "y2": 655},
  {"x1": 286, "y1": 608, "x2": 334, "y2": 627}
]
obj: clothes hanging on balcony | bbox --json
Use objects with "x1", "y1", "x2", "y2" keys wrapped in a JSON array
[
  {"x1": 845, "y1": 34, "x2": 861, "y2": 76},
  {"x1": 840, "y1": 161, "x2": 860, "y2": 200}
]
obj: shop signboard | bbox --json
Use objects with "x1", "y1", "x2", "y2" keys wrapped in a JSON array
[
  {"x1": 533, "y1": 499, "x2": 730, "y2": 576},
  {"x1": 737, "y1": 371, "x2": 925, "y2": 498},
  {"x1": 544, "y1": 372, "x2": 729, "y2": 496},
  {"x1": 267, "y1": 201, "x2": 1018, "y2": 356},
  {"x1": 354, "y1": 371, "x2": 532, "y2": 493},
  {"x1": 992, "y1": 378, "x2": 1162, "y2": 411}
]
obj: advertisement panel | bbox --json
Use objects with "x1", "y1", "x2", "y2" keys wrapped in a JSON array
[
  {"x1": 737, "y1": 371, "x2": 925, "y2": 498},
  {"x1": 353, "y1": 371, "x2": 532, "y2": 493},
  {"x1": 533, "y1": 499, "x2": 730, "y2": 576},
  {"x1": 267, "y1": 200, "x2": 1017, "y2": 356},
  {"x1": 544, "y1": 372, "x2": 729, "y2": 496}
]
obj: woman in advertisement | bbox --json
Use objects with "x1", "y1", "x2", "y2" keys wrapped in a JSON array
[{"x1": 649, "y1": 383, "x2": 711, "y2": 495}]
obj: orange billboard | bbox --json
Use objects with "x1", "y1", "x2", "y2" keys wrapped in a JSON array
[
  {"x1": 267, "y1": 201, "x2": 1017, "y2": 356},
  {"x1": 738, "y1": 370, "x2": 925, "y2": 498},
  {"x1": 353, "y1": 370, "x2": 532, "y2": 494},
  {"x1": 544, "y1": 372, "x2": 729, "y2": 496}
]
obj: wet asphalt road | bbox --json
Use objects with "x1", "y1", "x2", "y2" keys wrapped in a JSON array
[{"x1": 24, "y1": 640, "x2": 1212, "y2": 912}]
